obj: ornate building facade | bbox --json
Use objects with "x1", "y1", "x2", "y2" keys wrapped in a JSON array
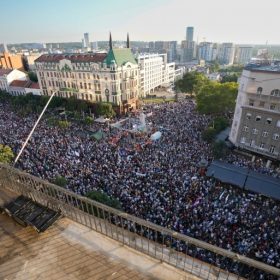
[{"x1": 35, "y1": 35, "x2": 139, "y2": 113}]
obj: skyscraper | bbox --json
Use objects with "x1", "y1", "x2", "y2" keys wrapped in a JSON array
[
  {"x1": 186, "y1": 27, "x2": 194, "y2": 42},
  {"x1": 218, "y1": 43, "x2": 235, "y2": 65},
  {"x1": 83, "y1": 33, "x2": 90, "y2": 49}
]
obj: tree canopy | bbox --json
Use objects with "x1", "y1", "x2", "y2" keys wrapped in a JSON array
[
  {"x1": 86, "y1": 190, "x2": 121, "y2": 210},
  {"x1": 53, "y1": 176, "x2": 67, "y2": 188},
  {"x1": 28, "y1": 71, "x2": 38, "y2": 83},
  {"x1": 196, "y1": 82, "x2": 238, "y2": 115},
  {"x1": 175, "y1": 72, "x2": 209, "y2": 95},
  {"x1": 0, "y1": 144, "x2": 14, "y2": 164}
]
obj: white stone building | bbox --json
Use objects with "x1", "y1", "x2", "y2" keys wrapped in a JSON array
[
  {"x1": 137, "y1": 53, "x2": 176, "y2": 97},
  {"x1": 229, "y1": 63, "x2": 280, "y2": 160},
  {"x1": 0, "y1": 69, "x2": 27, "y2": 92},
  {"x1": 35, "y1": 37, "x2": 139, "y2": 113},
  {"x1": 9, "y1": 80, "x2": 41, "y2": 96}
]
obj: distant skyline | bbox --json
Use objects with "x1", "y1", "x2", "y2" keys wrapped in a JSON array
[{"x1": 1, "y1": 0, "x2": 280, "y2": 44}]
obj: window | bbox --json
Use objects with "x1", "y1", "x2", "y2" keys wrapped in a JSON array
[
  {"x1": 80, "y1": 82, "x2": 83, "y2": 89},
  {"x1": 84, "y1": 83, "x2": 87, "y2": 89},
  {"x1": 257, "y1": 87, "x2": 263, "y2": 94},
  {"x1": 252, "y1": 128, "x2": 258, "y2": 134},
  {"x1": 255, "y1": 116, "x2": 261, "y2": 121},
  {"x1": 266, "y1": 118, "x2": 272, "y2": 124},
  {"x1": 277, "y1": 120, "x2": 280, "y2": 128},
  {"x1": 79, "y1": 73, "x2": 81, "y2": 79},
  {"x1": 250, "y1": 139, "x2": 255, "y2": 146},
  {"x1": 269, "y1": 145, "x2": 276, "y2": 153},
  {"x1": 259, "y1": 143, "x2": 265, "y2": 149},
  {"x1": 83, "y1": 73, "x2": 86, "y2": 79},
  {"x1": 243, "y1": 126, "x2": 248, "y2": 132},
  {"x1": 270, "y1": 104, "x2": 276, "y2": 110},
  {"x1": 246, "y1": 113, "x2": 252, "y2": 120},
  {"x1": 271, "y1": 89, "x2": 280, "y2": 96},
  {"x1": 262, "y1": 131, "x2": 268, "y2": 137},
  {"x1": 259, "y1": 101, "x2": 265, "y2": 107},
  {"x1": 273, "y1": 133, "x2": 279, "y2": 140},
  {"x1": 87, "y1": 73, "x2": 90, "y2": 79},
  {"x1": 249, "y1": 99, "x2": 254, "y2": 106},
  {"x1": 240, "y1": 137, "x2": 246, "y2": 144},
  {"x1": 88, "y1": 83, "x2": 91, "y2": 89}
]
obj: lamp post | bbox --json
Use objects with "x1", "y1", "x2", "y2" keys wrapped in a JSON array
[{"x1": 14, "y1": 91, "x2": 56, "y2": 165}]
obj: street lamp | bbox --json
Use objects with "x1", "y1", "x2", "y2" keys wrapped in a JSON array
[{"x1": 14, "y1": 91, "x2": 57, "y2": 165}]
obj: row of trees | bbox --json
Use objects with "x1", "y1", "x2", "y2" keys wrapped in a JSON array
[
  {"x1": 175, "y1": 72, "x2": 238, "y2": 115},
  {"x1": 0, "y1": 91, "x2": 116, "y2": 118}
]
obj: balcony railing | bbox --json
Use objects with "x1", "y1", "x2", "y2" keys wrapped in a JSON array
[{"x1": 0, "y1": 163, "x2": 279, "y2": 280}]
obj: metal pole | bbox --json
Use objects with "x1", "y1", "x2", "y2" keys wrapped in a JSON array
[{"x1": 14, "y1": 91, "x2": 56, "y2": 165}]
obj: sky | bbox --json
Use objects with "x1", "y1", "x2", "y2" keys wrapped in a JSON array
[{"x1": 1, "y1": 0, "x2": 280, "y2": 44}]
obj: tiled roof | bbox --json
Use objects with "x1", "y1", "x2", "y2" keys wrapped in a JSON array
[
  {"x1": 9, "y1": 80, "x2": 31, "y2": 88},
  {"x1": 0, "y1": 68, "x2": 13, "y2": 76},
  {"x1": 28, "y1": 82, "x2": 40, "y2": 89},
  {"x1": 35, "y1": 53, "x2": 107, "y2": 63},
  {"x1": 105, "y1": 48, "x2": 137, "y2": 66}
]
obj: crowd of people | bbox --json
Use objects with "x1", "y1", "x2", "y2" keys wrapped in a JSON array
[{"x1": 0, "y1": 99, "x2": 279, "y2": 279}]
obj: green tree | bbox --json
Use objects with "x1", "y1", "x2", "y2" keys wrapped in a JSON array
[
  {"x1": 209, "y1": 61, "x2": 220, "y2": 73},
  {"x1": 175, "y1": 72, "x2": 209, "y2": 95},
  {"x1": 221, "y1": 73, "x2": 239, "y2": 83},
  {"x1": 86, "y1": 190, "x2": 121, "y2": 210},
  {"x1": 196, "y1": 82, "x2": 238, "y2": 115},
  {"x1": 0, "y1": 145, "x2": 14, "y2": 164},
  {"x1": 212, "y1": 141, "x2": 229, "y2": 159},
  {"x1": 95, "y1": 102, "x2": 116, "y2": 118},
  {"x1": 28, "y1": 71, "x2": 38, "y2": 82},
  {"x1": 53, "y1": 176, "x2": 67, "y2": 188},
  {"x1": 213, "y1": 117, "x2": 229, "y2": 132},
  {"x1": 57, "y1": 120, "x2": 70, "y2": 129},
  {"x1": 202, "y1": 127, "x2": 217, "y2": 143},
  {"x1": 84, "y1": 116, "x2": 93, "y2": 125}
]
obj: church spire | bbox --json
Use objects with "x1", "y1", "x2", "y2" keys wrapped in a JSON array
[
  {"x1": 109, "y1": 32, "x2": 112, "y2": 50},
  {"x1": 126, "y1": 33, "x2": 130, "y2": 48}
]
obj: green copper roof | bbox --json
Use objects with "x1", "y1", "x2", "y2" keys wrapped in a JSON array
[{"x1": 104, "y1": 48, "x2": 137, "y2": 66}]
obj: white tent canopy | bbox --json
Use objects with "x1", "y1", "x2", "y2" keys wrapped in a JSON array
[
  {"x1": 94, "y1": 116, "x2": 109, "y2": 123},
  {"x1": 150, "y1": 131, "x2": 162, "y2": 141}
]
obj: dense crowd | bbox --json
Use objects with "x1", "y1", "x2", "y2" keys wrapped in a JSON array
[{"x1": 0, "y1": 100, "x2": 279, "y2": 279}]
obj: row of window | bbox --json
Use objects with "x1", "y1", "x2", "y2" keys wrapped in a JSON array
[
  {"x1": 248, "y1": 99, "x2": 280, "y2": 111},
  {"x1": 245, "y1": 113, "x2": 280, "y2": 126},
  {"x1": 39, "y1": 71, "x2": 138, "y2": 80},
  {"x1": 256, "y1": 87, "x2": 280, "y2": 97},
  {"x1": 240, "y1": 137, "x2": 276, "y2": 153},
  {"x1": 243, "y1": 126, "x2": 279, "y2": 139}
]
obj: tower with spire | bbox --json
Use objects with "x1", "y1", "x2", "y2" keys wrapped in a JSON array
[
  {"x1": 109, "y1": 32, "x2": 113, "y2": 50},
  {"x1": 127, "y1": 33, "x2": 130, "y2": 48}
]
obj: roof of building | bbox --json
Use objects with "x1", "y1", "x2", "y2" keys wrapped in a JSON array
[
  {"x1": 206, "y1": 160, "x2": 280, "y2": 200},
  {"x1": 35, "y1": 53, "x2": 107, "y2": 63},
  {"x1": 105, "y1": 48, "x2": 137, "y2": 66},
  {"x1": 0, "y1": 68, "x2": 12, "y2": 76},
  {"x1": 9, "y1": 80, "x2": 31, "y2": 88},
  {"x1": 28, "y1": 81, "x2": 40, "y2": 89},
  {"x1": 244, "y1": 62, "x2": 280, "y2": 73}
]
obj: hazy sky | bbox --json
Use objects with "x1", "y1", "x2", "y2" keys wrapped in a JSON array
[{"x1": 1, "y1": 0, "x2": 280, "y2": 44}]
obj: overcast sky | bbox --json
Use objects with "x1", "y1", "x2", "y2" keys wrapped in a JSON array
[{"x1": 1, "y1": 0, "x2": 280, "y2": 44}]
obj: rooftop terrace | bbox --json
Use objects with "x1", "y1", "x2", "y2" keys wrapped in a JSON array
[{"x1": 0, "y1": 189, "x2": 199, "y2": 280}]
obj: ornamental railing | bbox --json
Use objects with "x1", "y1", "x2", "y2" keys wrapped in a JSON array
[{"x1": 0, "y1": 163, "x2": 279, "y2": 280}]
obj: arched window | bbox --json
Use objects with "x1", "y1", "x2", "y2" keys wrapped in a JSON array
[
  {"x1": 271, "y1": 89, "x2": 280, "y2": 97},
  {"x1": 257, "y1": 87, "x2": 263, "y2": 94}
]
